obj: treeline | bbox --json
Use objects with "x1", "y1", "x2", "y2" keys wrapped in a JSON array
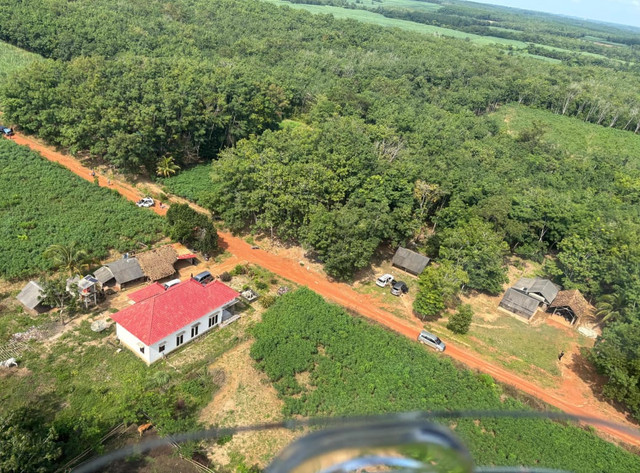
[
  {"x1": 2, "y1": 56, "x2": 288, "y2": 173},
  {"x1": 2, "y1": 0, "x2": 640, "y2": 175},
  {"x1": 250, "y1": 289, "x2": 640, "y2": 471}
]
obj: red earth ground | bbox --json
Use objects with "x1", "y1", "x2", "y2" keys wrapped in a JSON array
[{"x1": 5, "y1": 132, "x2": 640, "y2": 448}]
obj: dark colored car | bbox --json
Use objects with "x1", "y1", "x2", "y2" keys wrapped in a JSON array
[{"x1": 391, "y1": 281, "x2": 409, "y2": 296}]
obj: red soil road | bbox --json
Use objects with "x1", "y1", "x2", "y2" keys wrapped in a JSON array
[
  {"x1": 8, "y1": 133, "x2": 168, "y2": 217},
  {"x1": 5, "y1": 133, "x2": 640, "y2": 448}
]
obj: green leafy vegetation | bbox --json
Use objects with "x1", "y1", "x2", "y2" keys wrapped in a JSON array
[
  {"x1": 591, "y1": 322, "x2": 640, "y2": 422},
  {"x1": 0, "y1": 40, "x2": 41, "y2": 83},
  {"x1": 166, "y1": 203, "x2": 218, "y2": 255},
  {"x1": 162, "y1": 164, "x2": 213, "y2": 205},
  {"x1": 0, "y1": 316, "x2": 243, "y2": 471},
  {"x1": 251, "y1": 289, "x2": 640, "y2": 471},
  {"x1": 1, "y1": 0, "x2": 640, "y2": 419},
  {"x1": 447, "y1": 303, "x2": 473, "y2": 334},
  {"x1": 0, "y1": 140, "x2": 164, "y2": 279}
]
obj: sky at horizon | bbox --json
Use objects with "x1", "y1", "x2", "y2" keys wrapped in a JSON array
[{"x1": 470, "y1": 0, "x2": 640, "y2": 29}]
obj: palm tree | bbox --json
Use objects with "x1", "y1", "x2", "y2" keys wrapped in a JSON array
[
  {"x1": 43, "y1": 243, "x2": 90, "y2": 275},
  {"x1": 595, "y1": 293, "x2": 626, "y2": 325},
  {"x1": 156, "y1": 156, "x2": 180, "y2": 178}
]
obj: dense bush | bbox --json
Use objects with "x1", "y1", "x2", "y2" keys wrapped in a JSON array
[
  {"x1": 0, "y1": 140, "x2": 164, "y2": 278},
  {"x1": 447, "y1": 304, "x2": 474, "y2": 334},
  {"x1": 251, "y1": 289, "x2": 640, "y2": 471},
  {"x1": 166, "y1": 203, "x2": 218, "y2": 255}
]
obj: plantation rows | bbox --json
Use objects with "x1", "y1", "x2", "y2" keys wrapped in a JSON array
[
  {"x1": 251, "y1": 289, "x2": 640, "y2": 471},
  {"x1": 0, "y1": 139, "x2": 164, "y2": 278}
]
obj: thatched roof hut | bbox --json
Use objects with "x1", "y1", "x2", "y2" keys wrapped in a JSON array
[
  {"x1": 137, "y1": 246, "x2": 178, "y2": 281},
  {"x1": 548, "y1": 289, "x2": 593, "y2": 326}
]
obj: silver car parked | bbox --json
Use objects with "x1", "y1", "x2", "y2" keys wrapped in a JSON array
[{"x1": 417, "y1": 330, "x2": 446, "y2": 352}]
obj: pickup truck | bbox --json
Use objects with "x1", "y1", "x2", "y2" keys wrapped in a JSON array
[{"x1": 1, "y1": 126, "x2": 14, "y2": 137}]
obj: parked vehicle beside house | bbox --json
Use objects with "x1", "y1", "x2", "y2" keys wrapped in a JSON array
[
  {"x1": 391, "y1": 281, "x2": 409, "y2": 296},
  {"x1": 376, "y1": 274, "x2": 395, "y2": 288},
  {"x1": 193, "y1": 270, "x2": 213, "y2": 285},
  {"x1": 417, "y1": 330, "x2": 446, "y2": 352}
]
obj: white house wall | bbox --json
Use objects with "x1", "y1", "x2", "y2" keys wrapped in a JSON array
[
  {"x1": 116, "y1": 324, "x2": 151, "y2": 364},
  {"x1": 115, "y1": 299, "x2": 237, "y2": 365}
]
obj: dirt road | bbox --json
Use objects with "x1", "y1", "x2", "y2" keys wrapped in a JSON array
[{"x1": 5, "y1": 133, "x2": 640, "y2": 447}]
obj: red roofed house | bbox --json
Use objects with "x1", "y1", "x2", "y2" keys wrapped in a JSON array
[{"x1": 112, "y1": 279, "x2": 239, "y2": 364}]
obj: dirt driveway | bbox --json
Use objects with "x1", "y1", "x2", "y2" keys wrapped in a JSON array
[{"x1": 5, "y1": 132, "x2": 640, "y2": 448}]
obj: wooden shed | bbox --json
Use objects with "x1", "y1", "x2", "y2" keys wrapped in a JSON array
[{"x1": 392, "y1": 247, "x2": 430, "y2": 276}]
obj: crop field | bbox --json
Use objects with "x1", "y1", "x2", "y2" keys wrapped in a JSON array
[
  {"x1": 495, "y1": 103, "x2": 640, "y2": 163},
  {"x1": 162, "y1": 163, "x2": 213, "y2": 205},
  {"x1": 251, "y1": 289, "x2": 640, "y2": 471},
  {"x1": 263, "y1": 0, "x2": 528, "y2": 48},
  {"x1": 0, "y1": 139, "x2": 164, "y2": 279},
  {"x1": 0, "y1": 40, "x2": 41, "y2": 82}
]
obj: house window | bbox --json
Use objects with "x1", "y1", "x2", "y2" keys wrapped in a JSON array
[
  {"x1": 208, "y1": 313, "x2": 219, "y2": 328},
  {"x1": 139, "y1": 346, "x2": 145, "y2": 354},
  {"x1": 159, "y1": 344, "x2": 166, "y2": 353},
  {"x1": 176, "y1": 333, "x2": 184, "y2": 346},
  {"x1": 191, "y1": 324, "x2": 200, "y2": 338}
]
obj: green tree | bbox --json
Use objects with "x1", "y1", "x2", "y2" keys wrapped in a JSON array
[
  {"x1": 595, "y1": 293, "x2": 626, "y2": 325},
  {"x1": 447, "y1": 304, "x2": 474, "y2": 334},
  {"x1": 156, "y1": 155, "x2": 180, "y2": 178},
  {"x1": 590, "y1": 320, "x2": 640, "y2": 421},
  {"x1": 0, "y1": 408, "x2": 62, "y2": 473},
  {"x1": 39, "y1": 276, "x2": 80, "y2": 324},
  {"x1": 42, "y1": 242, "x2": 90, "y2": 275},
  {"x1": 413, "y1": 262, "x2": 468, "y2": 319},
  {"x1": 166, "y1": 203, "x2": 218, "y2": 255},
  {"x1": 439, "y1": 219, "x2": 508, "y2": 294}
]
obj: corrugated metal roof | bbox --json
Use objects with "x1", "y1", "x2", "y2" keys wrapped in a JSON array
[
  {"x1": 499, "y1": 288, "x2": 541, "y2": 319},
  {"x1": 16, "y1": 281, "x2": 45, "y2": 310},
  {"x1": 392, "y1": 247, "x2": 430, "y2": 275},
  {"x1": 514, "y1": 278, "x2": 559, "y2": 304},
  {"x1": 93, "y1": 266, "x2": 115, "y2": 285},
  {"x1": 106, "y1": 257, "x2": 145, "y2": 284}
]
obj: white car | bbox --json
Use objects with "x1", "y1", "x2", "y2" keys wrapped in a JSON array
[
  {"x1": 136, "y1": 197, "x2": 155, "y2": 208},
  {"x1": 376, "y1": 274, "x2": 394, "y2": 288}
]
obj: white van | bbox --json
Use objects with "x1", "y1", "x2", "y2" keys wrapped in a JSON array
[
  {"x1": 163, "y1": 279, "x2": 181, "y2": 289},
  {"x1": 417, "y1": 330, "x2": 446, "y2": 352}
]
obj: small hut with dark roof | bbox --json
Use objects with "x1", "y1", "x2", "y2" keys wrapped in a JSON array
[
  {"x1": 137, "y1": 246, "x2": 178, "y2": 282},
  {"x1": 548, "y1": 289, "x2": 593, "y2": 326},
  {"x1": 392, "y1": 247, "x2": 430, "y2": 276},
  {"x1": 499, "y1": 288, "x2": 541, "y2": 321}
]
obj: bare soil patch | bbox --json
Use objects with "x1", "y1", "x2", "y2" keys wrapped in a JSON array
[{"x1": 199, "y1": 341, "x2": 296, "y2": 468}]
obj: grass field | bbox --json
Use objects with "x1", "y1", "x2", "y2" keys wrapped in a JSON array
[
  {"x1": 0, "y1": 40, "x2": 41, "y2": 82},
  {"x1": 345, "y1": 0, "x2": 441, "y2": 11},
  {"x1": 495, "y1": 103, "x2": 640, "y2": 162},
  {"x1": 162, "y1": 163, "x2": 213, "y2": 205},
  {"x1": 263, "y1": 0, "x2": 528, "y2": 48},
  {"x1": 0, "y1": 139, "x2": 164, "y2": 279}
]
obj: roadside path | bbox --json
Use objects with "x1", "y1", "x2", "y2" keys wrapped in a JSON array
[{"x1": 5, "y1": 133, "x2": 640, "y2": 447}]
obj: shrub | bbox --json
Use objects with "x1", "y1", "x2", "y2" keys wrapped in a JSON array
[
  {"x1": 232, "y1": 264, "x2": 247, "y2": 276},
  {"x1": 220, "y1": 272, "x2": 231, "y2": 282},
  {"x1": 255, "y1": 280, "x2": 268, "y2": 291},
  {"x1": 447, "y1": 304, "x2": 474, "y2": 334},
  {"x1": 260, "y1": 295, "x2": 276, "y2": 309}
]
